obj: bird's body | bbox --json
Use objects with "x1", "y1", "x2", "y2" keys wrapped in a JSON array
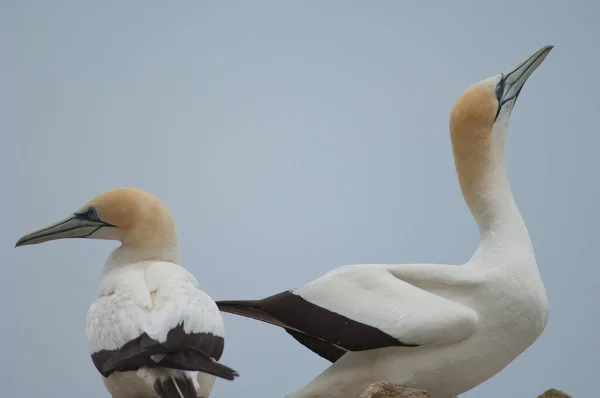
[
  {"x1": 16, "y1": 188, "x2": 238, "y2": 398},
  {"x1": 87, "y1": 260, "x2": 227, "y2": 398},
  {"x1": 285, "y1": 258, "x2": 547, "y2": 398},
  {"x1": 217, "y1": 46, "x2": 553, "y2": 398}
]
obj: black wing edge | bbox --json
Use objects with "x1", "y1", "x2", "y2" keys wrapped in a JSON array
[
  {"x1": 216, "y1": 297, "x2": 347, "y2": 362},
  {"x1": 217, "y1": 290, "x2": 416, "y2": 363},
  {"x1": 91, "y1": 323, "x2": 239, "y2": 381}
]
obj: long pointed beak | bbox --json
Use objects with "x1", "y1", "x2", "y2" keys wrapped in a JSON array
[
  {"x1": 15, "y1": 215, "x2": 110, "y2": 247},
  {"x1": 500, "y1": 45, "x2": 553, "y2": 106}
]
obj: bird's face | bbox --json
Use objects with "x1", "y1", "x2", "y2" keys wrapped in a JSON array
[
  {"x1": 448, "y1": 45, "x2": 553, "y2": 210},
  {"x1": 15, "y1": 187, "x2": 176, "y2": 248},
  {"x1": 450, "y1": 45, "x2": 553, "y2": 147}
]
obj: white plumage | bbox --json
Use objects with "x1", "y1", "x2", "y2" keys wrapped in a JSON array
[
  {"x1": 294, "y1": 263, "x2": 480, "y2": 347},
  {"x1": 86, "y1": 261, "x2": 227, "y2": 397},
  {"x1": 217, "y1": 45, "x2": 554, "y2": 398},
  {"x1": 87, "y1": 261, "x2": 223, "y2": 353},
  {"x1": 16, "y1": 187, "x2": 238, "y2": 398}
]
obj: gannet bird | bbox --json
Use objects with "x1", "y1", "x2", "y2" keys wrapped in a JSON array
[
  {"x1": 217, "y1": 45, "x2": 553, "y2": 398},
  {"x1": 15, "y1": 187, "x2": 238, "y2": 398}
]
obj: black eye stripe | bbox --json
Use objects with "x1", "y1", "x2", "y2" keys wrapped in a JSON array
[{"x1": 76, "y1": 207, "x2": 101, "y2": 222}]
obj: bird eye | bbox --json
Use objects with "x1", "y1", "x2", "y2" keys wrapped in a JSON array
[
  {"x1": 86, "y1": 207, "x2": 99, "y2": 221},
  {"x1": 495, "y1": 82, "x2": 504, "y2": 101}
]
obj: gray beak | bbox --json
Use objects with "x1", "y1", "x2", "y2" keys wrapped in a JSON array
[
  {"x1": 15, "y1": 214, "x2": 111, "y2": 247},
  {"x1": 499, "y1": 45, "x2": 553, "y2": 107}
]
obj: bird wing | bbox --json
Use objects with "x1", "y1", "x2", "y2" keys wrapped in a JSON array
[
  {"x1": 217, "y1": 264, "x2": 478, "y2": 362},
  {"x1": 86, "y1": 263, "x2": 238, "y2": 381}
]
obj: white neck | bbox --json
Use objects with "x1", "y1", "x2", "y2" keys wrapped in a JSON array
[
  {"x1": 103, "y1": 243, "x2": 180, "y2": 271},
  {"x1": 466, "y1": 136, "x2": 534, "y2": 263}
]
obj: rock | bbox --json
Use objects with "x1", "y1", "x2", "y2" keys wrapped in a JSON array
[
  {"x1": 359, "y1": 381, "x2": 432, "y2": 398},
  {"x1": 359, "y1": 381, "x2": 571, "y2": 398},
  {"x1": 537, "y1": 388, "x2": 572, "y2": 398}
]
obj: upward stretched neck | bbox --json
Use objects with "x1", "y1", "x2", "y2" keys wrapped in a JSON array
[{"x1": 453, "y1": 131, "x2": 531, "y2": 247}]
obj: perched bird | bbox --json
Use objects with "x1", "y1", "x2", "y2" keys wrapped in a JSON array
[
  {"x1": 217, "y1": 45, "x2": 553, "y2": 398},
  {"x1": 16, "y1": 187, "x2": 238, "y2": 398}
]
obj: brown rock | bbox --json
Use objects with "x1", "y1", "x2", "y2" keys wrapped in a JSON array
[
  {"x1": 537, "y1": 388, "x2": 572, "y2": 398},
  {"x1": 359, "y1": 381, "x2": 432, "y2": 398},
  {"x1": 359, "y1": 381, "x2": 570, "y2": 398}
]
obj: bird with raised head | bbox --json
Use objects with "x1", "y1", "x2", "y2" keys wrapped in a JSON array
[{"x1": 216, "y1": 45, "x2": 553, "y2": 398}]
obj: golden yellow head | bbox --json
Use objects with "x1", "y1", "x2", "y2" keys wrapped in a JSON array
[
  {"x1": 449, "y1": 78, "x2": 499, "y2": 202},
  {"x1": 449, "y1": 45, "x2": 553, "y2": 209},
  {"x1": 15, "y1": 187, "x2": 177, "y2": 249}
]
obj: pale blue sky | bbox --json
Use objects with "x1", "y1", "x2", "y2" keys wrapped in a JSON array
[{"x1": 2, "y1": 2, "x2": 598, "y2": 397}]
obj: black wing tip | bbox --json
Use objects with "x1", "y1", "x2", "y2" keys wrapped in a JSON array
[
  {"x1": 158, "y1": 350, "x2": 240, "y2": 381},
  {"x1": 216, "y1": 299, "x2": 256, "y2": 308},
  {"x1": 201, "y1": 360, "x2": 239, "y2": 381},
  {"x1": 220, "y1": 366, "x2": 240, "y2": 381}
]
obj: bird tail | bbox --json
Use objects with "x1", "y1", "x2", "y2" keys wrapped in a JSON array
[
  {"x1": 170, "y1": 376, "x2": 186, "y2": 398},
  {"x1": 153, "y1": 373, "x2": 196, "y2": 398}
]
